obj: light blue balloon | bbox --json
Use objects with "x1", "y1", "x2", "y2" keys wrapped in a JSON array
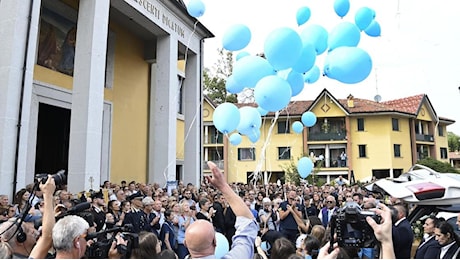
[
  {"x1": 328, "y1": 22, "x2": 361, "y2": 51},
  {"x1": 222, "y1": 24, "x2": 252, "y2": 51},
  {"x1": 236, "y1": 51, "x2": 251, "y2": 61},
  {"x1": 232, "y1": 55, "x2": 276, "y2": 88},
  {"x1": 264, "y1": 27, "x2": 303, "y2": 71},
  {"x1": 323, "y1": 46, "x2": 372, "y2": 84},
  {"x1": 254, "y1": 75, "x2": 292, "y2": 112},
  {"x1": 215, "y1": 232, "x2": 229, "y2": 258},
  {"x1": 229, "y1": 133, "x2": 242, "y2": 146},
  {"x1": 355, "y1": 7, "x2": 376, "y2": 31},
  {"x1": 213, "y1": 103, "x2": 240, "y2": 134},
  {"x1": 292, "y1": 121, "x2": 304, "y2": 134},
  {"x1": 364, "y1": 20, "x2": 381, "y2": 37},
  {"x1": 304, "y1": 65, "x2": 320, "y2": 84},
  {"x1": 296, "y1": 7, "x2": 311, "y2": 26},
  {"x1": 298, "y1": 157, "x2": 314, "y2": 178},
  {"x1": 300, "y1": 24, "x2": 329, "y2": 55},
  {"x1": 226, "y1": 75, "x2": 244, "y2": 94},
  {"x1": 257, "y1": 106, "x2": 268, "y2": 116},
  {"x1": 186, "y1": 0, "x2": 205, "y2": 18},
  {"x1": 291, "y1": 42, "x2": 316, "y2": 74},
  {"x1": 334, "y1": 0, "x2": 350, "y2": 18},
  {"x1": 247, "y1": 128, "x2": 261, "y2": 143},
  {"x1": 277, "y1": 69, "x2": 304, "y2": 97},
  {"x1": 237, "y1": 106, "x2": 262, "y2": 136},
  {"x1": 301, "y1": 111, "x2": 317, "y2": 127}
]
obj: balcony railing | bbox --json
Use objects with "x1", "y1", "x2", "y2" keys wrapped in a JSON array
[
  {"x1": 415, "y1": 134, "x2": 434, "y2": 142},
  {"x1": 204, "y1": 134, "x2": 224, "y2": 144},
  {"x1": 203, "y1": 160, "x2": 224, "y2": 170},
  {"x1": 308, "y1": 132, "x2": 346, "y2": 141}
]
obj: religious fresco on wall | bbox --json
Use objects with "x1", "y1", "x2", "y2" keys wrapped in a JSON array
[{"x1": 37, "y1": 7, "x2": 76, "y2": 76}]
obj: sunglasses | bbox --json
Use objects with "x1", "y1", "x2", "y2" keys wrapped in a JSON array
[{"x1": 326, "y1": 201, "x2": 334, "y2": 204}]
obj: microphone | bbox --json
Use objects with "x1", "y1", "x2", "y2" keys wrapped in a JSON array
[{"x1": 67, "y1": 202, "x2": 91, "y2": 214}]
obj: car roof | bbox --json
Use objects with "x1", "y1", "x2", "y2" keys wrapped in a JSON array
[{"x1": 366, "y1": 164, "x2": 460, "y2": 206}]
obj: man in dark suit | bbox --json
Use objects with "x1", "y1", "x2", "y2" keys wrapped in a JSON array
[
  {"x1": 211, "y1": 193, "x2": 225, "y2": 234},
  {"x1": 90, "y1": 190, "x2": 106, "y2": 232},
  {"x1": 435, "y1": 221, "x2": 460, "y2": 259},
  {"x1": 414, "y1": 216, "x2": 441, "y2": 259},
  {"x1": 391, "y1": 204, "x2": 414, "y2": 259},
  {"x1": 123, "y1": 193, "x2": 145, "y2": 233}
]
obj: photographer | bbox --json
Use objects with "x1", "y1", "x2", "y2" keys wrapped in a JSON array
[
  {"x1": 29, "y1": 175, "x2": 56, "y2": 259},
  {"x1": 0, "y1": 177, "x2": 55, "y2": 258}
]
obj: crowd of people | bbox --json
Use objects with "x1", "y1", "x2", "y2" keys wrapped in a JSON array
[{"x1": 0, "y1": 164, "x2": 459, "y2": 259}]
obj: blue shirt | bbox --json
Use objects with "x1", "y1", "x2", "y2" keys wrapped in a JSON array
[
  {"x1": 178, "y1": 215, "x2": 195, "y2": 244},
  {"x1": 222, "y1": 216, "x2": 258, "y2": 259}
]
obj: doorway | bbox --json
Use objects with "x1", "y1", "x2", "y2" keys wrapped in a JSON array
[{"x1": 34, "y1": 103, "x2": 71, "y2": 176}]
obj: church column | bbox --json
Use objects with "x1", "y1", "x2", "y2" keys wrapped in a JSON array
[
  {"x1": 150, "y1": 35, "x2": 178, "y2": 185},
  {"x1": 183, "y1": 49, "x2": 202, "y2": 186},
  {"x1": 67, "y1": 0, "x2": 110, "y2": 192},
  {"x1": 0, "y1": 0, "x2": 41, "y2": 196}
]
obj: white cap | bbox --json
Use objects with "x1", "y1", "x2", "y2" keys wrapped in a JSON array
[{"x1": 262, "y1": 197, "x2": 271, "y2": 204}]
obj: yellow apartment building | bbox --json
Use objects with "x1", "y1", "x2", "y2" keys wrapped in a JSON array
[{"x1": 203, "y1": 89, "x2": 455, "y2": 184}]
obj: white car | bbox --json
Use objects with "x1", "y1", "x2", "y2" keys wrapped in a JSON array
[{"x1": 366, "y1": 164, "x2": 460, "y2": 224}]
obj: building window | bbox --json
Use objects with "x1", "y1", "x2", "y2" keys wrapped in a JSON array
[
  {"x1": 392, "y1": 118, "x2": 399, "y2": 131},
  {"x1": 357, "y1": 118, "x2": 364, "y2": 131},
  {"x1": 358, "y1": 145, "x2": 366, "y2": 157},
  {"x1": 440, "y1": 147, "x2": 448, "y2": 159},
  {"x1": 438, "y1": 125, "x2": 444, "y2": 136},
  {"x1": 177, "y1": 76, "x2": 184, "y2": 115},
  {"x1": 394, "y1": 144, "x2": 401, "y2": 157},
  {"x1": 238, "y1": 148, "x2": 255, "y2": 161},
  {"x1": 278, "y1": 119, "x2": 290, "y2": 134},
  {"x1": 278, "y1": 147, "x2": 291, "y2": 160}
]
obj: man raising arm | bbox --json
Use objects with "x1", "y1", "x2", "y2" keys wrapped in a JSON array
[{"x1": 184, "y1": 161, "x2": 258, "y2": 259}]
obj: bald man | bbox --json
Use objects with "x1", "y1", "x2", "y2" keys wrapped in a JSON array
[{"x1": 184, "y1": 161, "x2": 257, "y2": 259}]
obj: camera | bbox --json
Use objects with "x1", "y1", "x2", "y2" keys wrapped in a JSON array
[
  {"x1": 86, "y1": 225, "x2": 138, "y2": 258},
  {"x1": 35, "y1": 170, "x2": 67, "y2": 186},
  {"x1": 330, "y1": 202, "x2": 380, "y2": 248}
]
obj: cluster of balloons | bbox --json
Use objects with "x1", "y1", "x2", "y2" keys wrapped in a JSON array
[{"x1": 187, "y1": 0, "x2": 381, "y2": 179}]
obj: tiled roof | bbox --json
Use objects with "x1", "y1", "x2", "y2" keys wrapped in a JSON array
[
  {"x1": 381, "y1": 94, "x2": 425, "y2": 114},
  {"x1": 226, "y1": 90, "x2": 454, "y2": 122},
  {"x1": 337, "y1": 98, "x2": 398, "y2": 114},
  {"x1": 449, "y1": 152, "x2": 460, "y2": 160}
]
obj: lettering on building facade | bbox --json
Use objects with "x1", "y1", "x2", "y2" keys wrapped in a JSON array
[{"x1": 131, "y1": 0, "x2": 185, "y2": 39}]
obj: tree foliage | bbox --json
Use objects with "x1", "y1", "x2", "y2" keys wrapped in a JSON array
[
  {"x1": 203, "y1": 48, "x2": 237, "y2": 104},
  {"x1": 448, "y1": 131, "x2": 460, "y2": 152},
  {"x1": 280, "y1": 156, "x2": 324, "y2": 186},
  {"x1": 416, "y1": 157, "x2": 459, "y2": 173}
]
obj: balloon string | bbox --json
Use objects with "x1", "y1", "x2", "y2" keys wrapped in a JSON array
[{"x1": 251, "y1": 110, "x2": 280, "y2": 184}]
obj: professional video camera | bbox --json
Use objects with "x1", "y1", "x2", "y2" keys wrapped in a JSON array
[
  {"x1": 329, "y1": 201, "x2": 381, "y2": 248},
  {"x1": 85, "y1": 224, "x2": 138, "y2": 259}
]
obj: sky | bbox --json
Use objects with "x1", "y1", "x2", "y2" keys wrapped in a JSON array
[{"x1": 196, "y1": 0, "x2": 460, "y2": 134}]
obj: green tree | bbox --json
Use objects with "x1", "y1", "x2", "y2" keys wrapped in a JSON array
[
  {"x1": 203, "y1": 48, "x2": 237, "y2": 104},
  {"x1": 448, "y1": 131, "x2": 460, "y2": 152},
  {"x1": 280, "y1": 156, "x2": 323, "y2": 186},
  {"x1": 416, "y1": 157, "x2": 459, "y2": 173}
]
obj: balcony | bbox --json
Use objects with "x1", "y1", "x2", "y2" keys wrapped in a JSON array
[
  {"x1": 203, "y1": 160, "x2": 224, "y2": 170},
  {"x1": 415, "y1": 134, "x2": 434, "y2": 142},
  {"x1": 308, "y1": 132, "x2": 346, "y2": 141},
  {"x1": 203, "y1": 134, "x2": 224, "y2": 145}
]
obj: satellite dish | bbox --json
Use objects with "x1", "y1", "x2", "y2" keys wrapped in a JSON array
[{"x1": 374, "y1": 94, "x2": 382, "y2": 102}]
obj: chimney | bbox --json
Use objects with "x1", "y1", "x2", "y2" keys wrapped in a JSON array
[{"x1": 347, "y1": 94, "x2": 354, "y2": 108}]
